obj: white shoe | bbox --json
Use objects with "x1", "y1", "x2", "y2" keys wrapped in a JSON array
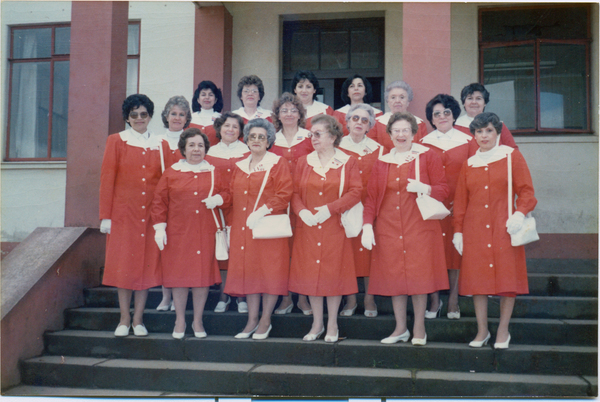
[
  {"x1": 237, "y1": 300, "x2": 248, "y2": 313},
  {"x1": 235, "y1": 324, "x2": 259, "y2": 339},
  {"x1": 494, "y1": 333, "x2": 511, "y2": 349},
  {"x1": 411, "y1": 334, "x2": 427, "y2": 346},
  {"x1": 425, "y1": 300, "x2": 443, "y2": 319},
  {"x1": 114, "y1": 324, "x2": 130, "y2": 337},
  {"x1": 381, "y1": 329, "x2": 410, "y2": 344},
  {"x1": 172, "y1": 324, "x2": 186, "y2": 339},
  {"x1": 469, "y1": 332, "x2": 491, "y2": 348},
  {"x1": 447, "y1": 307, "x2": 461, "y2": 320},
  {"x1": 156, "y1": 301, "x2": 172, "y2": 311},
  {"x1": 303, "y1": 327, "x2": 325, "y2": 342},
  {"x1": 133, "y1": 324, "x2": 148, "y2": 337},
  {"x1": 214, "y1": 296, "x2": 230, "y2": 313}
]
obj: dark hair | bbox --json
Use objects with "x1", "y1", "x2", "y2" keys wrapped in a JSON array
[
  {"x1": 236, "y1": 75, "x2": 265, "y2": 106},
  {"x1": 178, "y1": 128, "x2": 210, "y2": 158},
  {"x1": 387, "y1": 112, "x2": 418, "y2": 136},
  {"x1": 243, "y1": 118, "x2": 277, "y2": 151},
  {"x1": 469, "y1": 112, "x2": 502, "y2": 135},
  {"x1": 161, "y1": 96, "x2": 192, "y2": 129},
  {"x1": 271, "y1": 92, "x2": 306, "y2": 131},
  {"x1": 192, "y1": 80, "x2": 224, "y2": 113},
  {"x1": 122, "y1": 94, "x2": 154, "y2": 124},
  {"x1": 292, "y1": 70, "x2": 320, "y2": 101},
  {"x1": 213, "y1": 112, "x2": 245, "y2": 141},
  {"x1": 460, "y1": 83, "x2": 490, "y2": 106},
  {"x1": 341, "y1": 74, "x2": 373, "y2": 105},
  {"x1": 425, "y1": 94, "x2": 461, "y2": 129},
  {"x1": 311, "y1": 114, "x2": 343, "y2": 147}
]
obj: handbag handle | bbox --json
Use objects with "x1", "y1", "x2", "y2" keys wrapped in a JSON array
[
  {"x1": 507, "y1": 151, "x2": 513, "y2": 218},
  {"x1": 414, "y1": 152, "x2": 425, "y2": 198},
  {"x1": 207, "y1": 168, "x2": 222, "y2": 230},
  {"x1": 252, "y1": 167, "x2": 271, "y2": 213},
  {"x1": 339, "y1": 161, "x2": 345, "y2": 198}
]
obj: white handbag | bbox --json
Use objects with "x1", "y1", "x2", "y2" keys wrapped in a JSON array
[
  {"x1": 414, "y1": 153, "x2": 450, "y2": 220},
  {"x1": 251, "y1": 167, "x2": 293, "y2": 239},
  {"x1": 208, "y1": 169, "x2": 230, "y2": 261},
  {"x1": 339, "y1": 161, "x2": 363, "y2": 238},
  {"x1": 507, "y1": 152, "x2": 539, "y2": 246}
]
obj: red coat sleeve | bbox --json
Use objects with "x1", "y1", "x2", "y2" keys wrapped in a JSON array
[
  {"x1": 511, "y1": 150, "x2": 536, "y2": 214},
  {"x1": 422, "y1": 150, "x2": 450, "y2": 202},
  {"x1": 150, "y1": 168, "x2": 171, "y2": 225},
  {"x1": 291, "y1": 157, "x2": 309, "y2": 215},
  {"x1": 326, "y1": 157, "x2": 362, "y2": 215},
  {"x1": 263, "y1": 158, "x2": 293, "y2": 213},
  {"x1": 99, "y1": 134, "x2": 121, "y2": 220},
  {"x1": 214, "y1": 168, "x2": 232, "y2": 208},
  {"x1": 363, "y1": 159, "x2": 385, "y2": 225},
  {"x1": 500, "y1": 123, "x2": 518, "y2": 150},
  {"x1": 452, "y1": 161, "x2": 469, "y2": 233}
]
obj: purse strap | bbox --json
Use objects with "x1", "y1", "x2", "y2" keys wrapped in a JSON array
[
  {"x1": 507, "y1": 151, "x2": 513, "y2": 218},
  {"x1": 415, "y1": 152, "x2": 425, "y2": 198},
  {"x1": 338, "y1": 162, "x2": 345, "y2": 198},
  {"x1": 207, "y1": 168, "x2": 222, "y2": 230},
  {"x1": 252, "y1": 167, "x2": 271, "y2": 212},
  {"x1": 159, "y1": 141, "x2": 166, "y2": 173}
]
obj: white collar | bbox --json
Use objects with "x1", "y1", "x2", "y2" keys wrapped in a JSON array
[
  {"x1": 337, "y1": 104, "x2": 382, "y2": 115},
  {"x1": 206, "y1": 140, "x2": 249, "y2": 159},
  {"x1": 119, "y1": 128, "x2": 162, "y2": 150},
  {"x1": 171, "y1": 159, "x2": 214, "y2": 172},
  {"x1": 235, "y1": 151, "x2": 281, "y2": 174},
  {"x1": 339, "y1": 135, "x2": 381, "y2": 156},
  {"x1": 455, "y1": 114, "x2": 473, "y2": 127},
  {"x1": 379, "y1": 143, "x2": 429, "y2": 166},
  {"x1": 377, "y1": 112, "x2": 423, "y2": 126},
  {"x1": 161, "y1": 129, "x2": 182, "y2": 150},
  {"x1": 306, "y1": 148, "x2": 351, "y2": 177},
  {"x1": 304, "y1": 101, "x2": 329, "y2": 118},
  {"x1": 233, "y1": 106, "x2": 270, "y2": 120},
  {"x1": 274, "y1": 128, "x2": 311, "y2": 148},
  {"x1": 420, "y1": 128, "x2": 472, "y2": 151},
  {"x1": 191, "y1": 109, "x2": 220, "y2": 126},
  {"x1": 468, "y1": 145, "x2": 514, "y2": 167}
]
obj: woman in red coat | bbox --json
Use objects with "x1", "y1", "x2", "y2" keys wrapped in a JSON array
[
  {"x1": 289, "y1": 115, "x2": 362, "y2": 343},
  {"x1": 453, "y1": 112, "x2": 536, "y2": 349},
  {"x1": 291, "y1": 70, "x2": 334, "y2": 130},
  {"x1": 223, "y1": 118, "x2": 293, "y2": 340},
  {"x1": 333, "y1": 74, "x2": 383, "y2": 136},
  {"x1": 99, "y1": 94, "x2": 166, "y2": 337},
  {"x1": 362, "y1": 112, "x2": 449, "y2": 346},
  {"x1": 189, "y1": 80, "x2": 223, "y2": 146},
  {"x1": 151, "y1": 128, "x2": 231, "y2": 339},
  {"x1": 231, "y1": 75, "x2": 272, "y2": 123},
  {"x1": 338, "y1": 103, "x2": 383, "y2": 318}
]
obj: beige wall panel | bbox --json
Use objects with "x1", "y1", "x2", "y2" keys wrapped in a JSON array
[{"x1": 450, "y1": 3, "x2": 478, "y2": 103}]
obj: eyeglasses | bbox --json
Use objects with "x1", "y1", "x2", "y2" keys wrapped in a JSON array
[
  {"x1": 351, "y1": 115, "x2": 369, "y2": 125},
  {"x1": 248, "y1": 134, "x2": 267, "y2": 141},
  {"x1": 280, "y1": 108, "x2": 299, "y2": 114},
  {"x1": 432, "y1": 109, "x2": 453, "y2": 119},
  {"x1": 308, "y1": 131, "x2": 327, "y2": 139},
  {"x1": 391, "y1": 128, "x2": 413, "y2": 135},
  {"x1": 129, "y1": 111, "x2": 149, "y2": 119},
  {"x1": 242, "y1": 89, "x2": 259, "y2": 95}
]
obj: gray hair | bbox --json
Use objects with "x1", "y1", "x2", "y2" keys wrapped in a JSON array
[
  {"x1": 384, "y1": 80, "x2": 414, "y2": 103},
  {"x1": 243, "y1": 118, "x2": 277, "y2": 150},
  {"x1": 345, "y1": 103, "x2": 376, "y2": 130},
  {"x1": 161, "y1": 95, "x2": 192, "y2": 128}
]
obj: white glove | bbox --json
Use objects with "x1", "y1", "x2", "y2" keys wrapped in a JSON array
[
  {"x1": 154, "y1": 223, "x2": 167, "y2": 251},
  {"x1": 452, "y1": 233, "x2": 463, "y2": 256},
  {"x1": 202, "y1": 194, "x2": 223, "y2": 209},
  {"x1": 100, "y1": 219, "x2": 111, "y2": 234},
  {"x1": 299, "y1": 209, "x2": 317, "y2": 227},
  {"x1": 506, "y1": 211, "x2": 525, "y2": 235},
  {"x1": 313, "y1": 205, "x2": 331, "y2": 224},
  {"x1": 246, "y1": 204, "x2": 271, "y2": 229},
  {"x1": 406, "y1": 179, "x2": 431, "y2": 195},
  {"x1": 361, "y1": 224, "x2": 376, "y2": 250}
]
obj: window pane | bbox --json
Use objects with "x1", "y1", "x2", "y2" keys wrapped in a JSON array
[
  {"x1": 9, "y1": 62, "x2": 51, "y2": 158},
  {"x1": 54, "y1": 27, "x2": 70, "y2": 55},
  {"x1": 13, "y1": 28, "x2": 51, "y2": 59},
  {"x1": 351, "y1": 28, "x2": 379, "y2": 69},
  {"x1": 321, "y1": 31, "x2": 348, "y2": 70},
  {"x1": 483, "y1": 45, "x2": 535, "y2": 130},
  {"x1": 127, "y1": 58, "x2": 139, "y2": 96},
  {"x1": 51, "y1": 61, "x2": 69, "y2": 158},
  {"x1": 128, "y1": 24, "x2": 140, "y2": 56},
  {"x1": 290, "y1": 31, "x2": 319, "y2": 71},
  {"x1": 539, "y1": 44, "x2": 587, "y2": 129}
]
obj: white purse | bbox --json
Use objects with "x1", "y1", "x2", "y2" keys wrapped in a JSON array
[
  {"x1": 208, "y1": 169, "x2": 230, "y2": 261},
  {"x1": 251, "y1": 167, "x2": 293, "y2": 239},
  {"x1": 414, "y1": 153, "x2": 450, "y2": 220},
  {"x1": 507, "y1": 152, "x2": 539, "y2": 246},
  {"x1": 339, "y1": 161, "x2": 363, "y2": 238}
]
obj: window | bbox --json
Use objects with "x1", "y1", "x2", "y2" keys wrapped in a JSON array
[
  {"x1": 6, "y1": 22, "x2": 140, "y2": 161},
  {"x1": 479, "y1": 5, "x2": 591, "y2": 134}
]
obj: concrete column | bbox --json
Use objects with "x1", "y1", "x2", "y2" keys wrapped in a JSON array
[
  {"x1": 402, "y1": 2, "x2": 452, "y2": 130},
  {"x1": 64, "y1": 1, "x2": 128, "y2": 227},
  {"x1": 194, "y1": 5, "x2": 233, "y2": 111}
]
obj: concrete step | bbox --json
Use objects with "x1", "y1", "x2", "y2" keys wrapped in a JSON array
[
  {"x1": 64, "y1": 308, "x2": 598, "y2": 346},
  {"x1": 527, "y1": 273, "x2": 598, "y2": 297},
  {"x1": 20, "y1": 355, "x2": 595, "y2": 397},
  {"x1": 83, "y1": 287, "x2": 598, "y2": 319},
  {"x1": 44, "y1": 330, "x2": 598, "y2": 376},
  {"x1": 526, "y1": 259, "x2": 598, "y2": 275}
]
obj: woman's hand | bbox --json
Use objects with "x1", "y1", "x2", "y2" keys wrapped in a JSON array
[
  {"x1": 313, "y1": 205, "x2": 331, "y2": 223},
  {"x1": 246, "y1": 204, "x2": 271, "y2": 229},
  {"x1": 100, "y1": 219, "x2": 111, "y2": 234},
  {"x1": 506, "y1": 211, "x2": 525, "y2": 234},
  {"x1": 361, "y1": 224, "x2": 376, "y2": 250},
  {"x1": 154, "y1": 223, "x2": 167, "y2": 251},
  {"x1": 406, "y1": 179, "x2": 431, "y2": 195},
  {"x1": 452, "y1": 233, "x2": 463, "y2": 256},
  {"x1": 299, "y1": 209, "x2": 317, "y2": 226},
  {"x1": 202, "y1": 195, "x2": 223, "y2": 209}
]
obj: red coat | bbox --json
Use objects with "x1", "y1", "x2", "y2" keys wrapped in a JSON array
[
  {"x1": 454, "y1": 118, "x2": 518, "y2": 154},
  {"x1": 453, "y1": 147, "x2": 536, "y2": 296},
  {"x1": 150, "y1": 160, "x2": 230, "y2": 287},
  {"x1": 99, "y1": 130, "x2": 166, "y2": 290},
  {"x1": 270, "y1": 128, "x2": 314, "y2": 175},
  {"x1": 231, "y1": 107, "x2": 273, "y2": 124},
  {"x1": 188, "y1": 123, "x2": 218, "y2": 147},
  {"x1": 289, "y1": 150, "x2": 362, "y2": 296},
  {"x1": 304, "y1": 101, "x2": 334, "y2": 130},
  {"x1": 363, "y1": 144, "x2": 450, "y2": 296},
  {"x1": 223, "y1": 152, "x2": 293, "y2": 296},
  {"x1": 374, "y1": 113, "x2": 428, "y2": 152}
]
